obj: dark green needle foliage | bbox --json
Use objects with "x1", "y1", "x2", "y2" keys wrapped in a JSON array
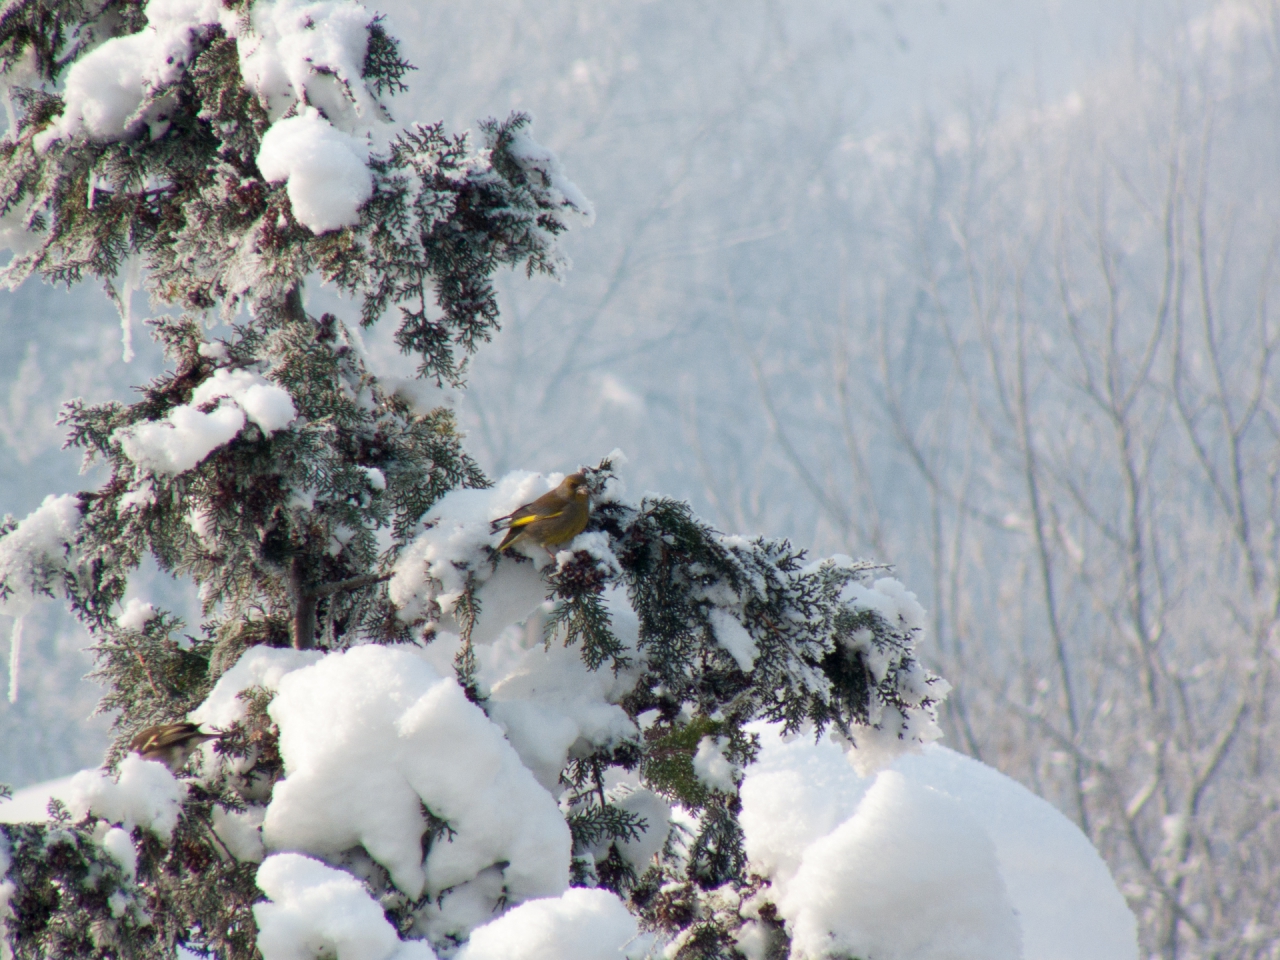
[{"x1": 0, "y1": 2, "x2": 946, "y2": 959}]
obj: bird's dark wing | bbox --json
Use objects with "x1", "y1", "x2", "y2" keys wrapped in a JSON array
[{"x1": 491, "y1": 488, "x2": 567, "y2": 530}]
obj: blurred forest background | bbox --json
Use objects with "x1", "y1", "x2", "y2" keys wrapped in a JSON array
[{"x1": 2, "y1": 1, "x2": 1277, "y2": 956}]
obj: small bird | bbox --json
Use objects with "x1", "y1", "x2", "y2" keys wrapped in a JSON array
[
  {"x1": 491, "y1": 473, "x2": 591, "y2": 555},
  {"x1": 129, "y1": 722, "x2": 220, "y2": 773}
]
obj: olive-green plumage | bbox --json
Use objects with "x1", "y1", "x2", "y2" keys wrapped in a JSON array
[
  {"x1": 129, "y1": 722, "x2": 219, "y2": 773},
  {"x1": 492, "y1": 472, "x2": 591, "y2": 554}
]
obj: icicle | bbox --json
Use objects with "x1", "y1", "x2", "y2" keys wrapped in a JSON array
[
  {"x1": 116, "y1": 256, "x2": 145, "y2": 362},
  {"x1": 7, "y1": 616, "x2": 22, "y2": 704}
]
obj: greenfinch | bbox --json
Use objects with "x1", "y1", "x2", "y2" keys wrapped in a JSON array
[
  {"x1": 129, "y1": 722, "x2": 219, "y2": 773},
  {"x1": 491, "y1": 473, "x2": 591, "y2": 554}
]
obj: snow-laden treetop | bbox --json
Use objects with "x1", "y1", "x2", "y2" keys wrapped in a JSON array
[{"x1": 0, "y1": 0, "x2": 590, "y2": 382}]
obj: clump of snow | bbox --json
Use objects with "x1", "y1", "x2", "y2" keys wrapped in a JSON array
[
  {"x1": 117, "y1": 402, "x2": 244, "y2": 475},
  {"x1": 390, "y1": 472, "x2": 571, "y2": 634},
  {"x1": 844, "y1": 702, "x2": 943, "y2": 776},
  {"x1": 115, "y1": 368, "x2": 296, "y2": 474},
  {"x1": 840, "y1": 575, "x2": 928, "y2": 634},
  {"x1": 0, "y1": 774, "x2": 79, "y2": 823},
  {"x1": 212, "y1": 805, "x2": 266, "y2": 862},
  {"x1": 189, "y1": 645, "x2": 322, "y2": 729},
  {"x1": 37, "y1": 0, "x2": 386, "y2": 149},
  {"x1": 118, "y1": 598, "x2": 158, "y2": 631},
  {"x1": 99, "y1": 825, "x2": 139, "y2": 879},
  {"x1": 832, "y1": 572, "x2": 949, "y2": 771},
  {"x1": 692, "y1": 736, "x2": 739, "y2": 794},
  {"x1": 190, "y1": 368, "x2": 298, "y2": 433},
  {"x1": 605, "y1": 787, "x2": 670, "y2": 873},
  {"x1": 67, "y1": 755, "x2": 188, "y2": 841},
  {"x1": 37, "y1": 0, "x2": 234, "y2": 146},
  {"x1": 455, "y1": 888, "x2": 640, "y2": 960},
  {"x1": 197, "y1": 340, "x2": 229, "y2": 360},
  {"x1": 707, "y1": 608, "x2": 757, "y2": 672},
  {"x1": 254, "y1": 852, "x2": 436, "y2": 960},
  {"x1": 739, "y1": 727, "x2": 1138, "y2": 960},
  {"x1": 0, "y1": 494, "x2": 83, "y2": 617},
  {"x1": 237, "y1": 0, "x2": 389, "y2": 233},
  {"x1": 780, "y1": 770, "x2": 1021, "y2": 960},
  {"x1": 238, "y1": 0, "x2": 381, "y2": 127},
  {"x1": 262, "y1": 645, "x2": 571, "y2": 919},
  {"x1": 555, "y1": 531, "x2": 620, "y2": 576},
  {"x1": 257, "y1": 108, "x2": 373, "y2": 233},
  {"x1": 478, "y1": 590, "x2": 641, "y2": 791}
]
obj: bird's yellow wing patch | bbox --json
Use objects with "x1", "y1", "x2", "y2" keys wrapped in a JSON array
[{"x1": 509, "y1": 509, "x2": 564, "y2": 527}]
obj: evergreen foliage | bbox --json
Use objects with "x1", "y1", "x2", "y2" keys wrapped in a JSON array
[{"x1": 0, "y1": 1, "x2": 947, "y2": 958}]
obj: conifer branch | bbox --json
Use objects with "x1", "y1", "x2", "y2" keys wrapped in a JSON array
[{"x1": 307, "y1": 572, "x2": 391, "y2": 599}]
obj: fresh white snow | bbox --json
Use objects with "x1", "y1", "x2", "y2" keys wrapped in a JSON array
[
  {"x1": 115, "y1": 368, "x2": 295, "y2": 475},
  {"x1": 455, "y1": 888, "x2": 641, "y2": 960},
  {"x1": 261, "y1": 645, "x2": 571, "y2": 924},
  {"x1": 66, "y1": 754, "x2": 188, "y2": 841},
  {"x1": 0, "y1": 494, "x2": 82, "y2": 618},
  {"x1": 256, "y1": 108, "x2": 373, "y2": 233},
  {"x1": 255, "y1": 852, "x2": 435, "y2": 960},
  {"x1": 739, "y1": 727, "x2": 1138, "y2": 960}
]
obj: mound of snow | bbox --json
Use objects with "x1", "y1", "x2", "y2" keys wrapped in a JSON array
[
  {"x1": 740, "y1": 728, "x2": 1138, "y2": 960},
  {"x1": 66, "y1": 755, "x2": 187, "y2": 841},
  {"x1": 255, "y1": 852, "x2": 435, "y2": 960},
  {"x1": 115, "y1": 368, "x2": 295, "y2": 475},
  {"x1": 455, "y1": 888, "x2": 641, "y2": 960},
  {"x1": 262, "y1": 645, "x2": 570, "y2": 918}
]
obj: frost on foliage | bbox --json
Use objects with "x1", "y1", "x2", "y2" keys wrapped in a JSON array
[
  {"x1": 254, "y1": 853, "x2": 435, "y2": 960},
  {"x1": 115, "y1": 368, "x2": 296, "y2": 475},
  {"x1": 67, "y1": 755, "x2": 187, "y2": 841},
  {"x1": 0, "y1": 493, "x2": 83, "y2": 617},
  {"x1": 262, "y1": 645, "x2": 571, "y2": 910},
  {"x1": 500, "y1": 124, "x2": 597, "y2": 228},
  {"x1": 454, "y1": 888, "x2": 640, "y2": 960}
]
